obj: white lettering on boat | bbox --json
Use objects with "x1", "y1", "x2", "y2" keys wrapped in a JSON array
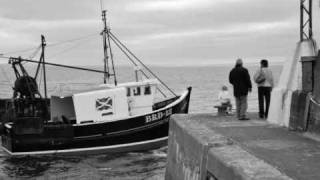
[{"x1": 145, "y1": 108, "x2": 172, "y2": 123}]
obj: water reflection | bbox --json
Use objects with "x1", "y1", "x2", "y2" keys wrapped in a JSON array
[
  {"x1": 3, "y1": 155, "x2": 82, "y2": 178},
  {"x1": 0, "y1": 147, "x2": 167, "y2": 179}
]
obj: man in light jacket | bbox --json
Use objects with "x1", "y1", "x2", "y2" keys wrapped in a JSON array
[{"x1": 254, "y1": 59, "x2": 274, "y2": 119}]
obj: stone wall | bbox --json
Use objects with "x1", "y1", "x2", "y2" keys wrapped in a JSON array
[
  {"x1": 308, "y1": 51, "x2": 320, "y2": 133},
  {"x1": 296, "y1": 50, "x2": 320, "y2": 134}
]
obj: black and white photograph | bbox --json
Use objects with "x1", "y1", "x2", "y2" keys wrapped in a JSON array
[{"x1": 0, "y1": 0, "x2": 320, "y2": 179}]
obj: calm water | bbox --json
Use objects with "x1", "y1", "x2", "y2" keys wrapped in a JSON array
[{"x1": 0, "y1": 64, "x2": 282, "y2": 179}]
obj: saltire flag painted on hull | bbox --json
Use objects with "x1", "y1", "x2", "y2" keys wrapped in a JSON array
[{"x1": 96, "y1": 97, "x2": 113, "y2": 116}]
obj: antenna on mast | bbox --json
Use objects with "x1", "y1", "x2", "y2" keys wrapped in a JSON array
[
  {"x1": 99, "y1": 0, "x2": 104, "y2": 12},
  {"x1": 101, "y1": 9, "x2": 117, "y2": 85}
]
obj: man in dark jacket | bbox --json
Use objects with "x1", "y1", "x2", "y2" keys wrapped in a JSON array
[{"x1": 229, "y1": 58, "x2": 252, "y2": 120}]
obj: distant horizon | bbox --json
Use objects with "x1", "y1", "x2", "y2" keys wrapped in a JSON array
[
  {"x1": 0, "y1": 58, "x2": 285, "y2": 68},
  {"x1": 0, "y1": 53, "x2": 286, "y2": 67}
]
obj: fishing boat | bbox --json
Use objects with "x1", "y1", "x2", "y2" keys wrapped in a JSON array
[{"x1": 0, "y1": 11, "x2": 191, "y2": 156}]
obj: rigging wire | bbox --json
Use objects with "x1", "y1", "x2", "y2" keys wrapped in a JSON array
[
  {"x1": 47, "y1": 36, "x2": 98, "y2": 59},
  {"x1": 47, "y1": 32, "x2": 99, "y2": 48},
  {"x1": 37, "y1": 64, "x2": 44, "y2": 94},
  {"x1": 28, "y1": 45, "x2": 42, "y2": 59},
  {"x1": 7, "y1": 57, "x2": 107, "y2": 74},
  {"x1": 106, "y1": 27, "x2": 117, "y2": 85},
  {"x1": 109, "y1": 35, "x2": 167, "y2": 98},
  {"x1": 2, "y1": 45, "x2": 41, "y2": 56},
  {"x1": 109, "y1": 32, "x2": 177, "y2": 97},
  {"x1": 2, "y1": 33, "x2": 98, "y2": 57},
  {"x1": 1, "y1": 29, "x2": 177, "y2": 98}
]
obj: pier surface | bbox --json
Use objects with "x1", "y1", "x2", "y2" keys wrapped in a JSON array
[{"x1": 165, "y1": 113, "x2": 320, "y2": 180}]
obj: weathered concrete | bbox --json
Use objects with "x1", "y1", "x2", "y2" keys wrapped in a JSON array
[
  {"x1": 289, "y1": 90, "x2": 309, "y2": 131},
  {"x1": 301, "y1": 56, "x2": 315, "y2": 92},
  {"x1": 268, "y1": 40, "x2": 317, "y2": 127},
  {"x1": 309, "y1": 50, "x2": 320, "y2": 134},
  {"x1": 166, "y1": 113, "x2": 320, "y2": 180},
  {"x1": 165, "y1": 113, "x2": 225, "y2": 180}
]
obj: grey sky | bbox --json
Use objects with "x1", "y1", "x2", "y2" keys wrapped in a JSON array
[{"x1": 0, "y1": 0, "x2": 314, "y2": 66}]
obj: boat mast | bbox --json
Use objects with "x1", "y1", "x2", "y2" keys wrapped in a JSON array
[
  {"x1": 34, "y1": 35, "x2": 48, "y2": 99},
  {"x1": 41, "y1": 35, "x2": 48, "y2": 99},
  {"x1": 102, "y1": 10, "x2": 109, "y2": 84},
  {"x1": 101, "y1": 10, "x2": 117, "y2": 85},
  {"x1": 107, "y1": 22, "x2": 117, "y2": 86}
]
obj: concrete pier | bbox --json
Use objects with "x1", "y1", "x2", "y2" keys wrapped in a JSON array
[{"x1": 165, "y1": 113, "x2": 320, "y2": 180}]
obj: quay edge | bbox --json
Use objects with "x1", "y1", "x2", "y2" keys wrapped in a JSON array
[{"x1": 165, "y1": 113, "x2": 320, "y2": 180}]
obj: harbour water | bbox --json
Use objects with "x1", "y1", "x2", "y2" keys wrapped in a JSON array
[{"x1": 0, "y1": 64, "x2": 282, "y2": 179}]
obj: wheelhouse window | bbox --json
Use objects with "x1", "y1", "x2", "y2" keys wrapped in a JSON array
[
  {"x1": 127, "y1": 88, "x2": 131, "y2": 96},
  {"x1": 144, "y1": 86, "x2": 151, "y2": 95},
  {"x1": 133, "y1": 87, "x2": 141, "y2": 96}
]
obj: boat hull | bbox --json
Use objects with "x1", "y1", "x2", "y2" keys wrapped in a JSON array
[
  {"x1": 1, "y1": 136, "x2": 168, "y2": 156},
  {"x1": 1, "y1": 87, "x2": 191, "y2": 156}
]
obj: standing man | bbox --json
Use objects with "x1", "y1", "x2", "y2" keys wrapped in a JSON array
[
  {"x1": 229, "y1": 58, "x2": 252, "y2": 120},
  {"x1": 254, "y1": 59, "x2": 274, "y2": 119}
]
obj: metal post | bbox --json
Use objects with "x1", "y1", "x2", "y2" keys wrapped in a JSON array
[
  {"x1": 300, "y1": 0, "x2": 313, "y2": 41},
  {"x1": 300, "y1": 0, "x2": 304, "y2": 41},
  {"x1": 309, "y1": 0, "x2": 313, "y2": 38},
  {"x1": 41, "y1": 35, "x2": 47, "y2": 99},
  {"x1": 102, "y1": 10, "x2": 109, "y2": 84}
]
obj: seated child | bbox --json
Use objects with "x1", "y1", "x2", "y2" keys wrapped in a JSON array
[{"x1": 218, "y1": 85, "x2": 232, "y2": 114}]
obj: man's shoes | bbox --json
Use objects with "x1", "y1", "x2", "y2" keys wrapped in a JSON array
[{"x1": 239, "y1": 117, "x2": 250, "y2": 121}]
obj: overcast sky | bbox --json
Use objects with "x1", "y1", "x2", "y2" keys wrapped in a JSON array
[{"x1": 0, "y1": 0, "x2": 317, "y2": 66}]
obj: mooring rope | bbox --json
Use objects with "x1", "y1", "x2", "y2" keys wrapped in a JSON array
[{"x1": 309, "y1": 94, "x2": 320, "y2": 107}]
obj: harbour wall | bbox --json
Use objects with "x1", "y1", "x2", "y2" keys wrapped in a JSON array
[
  {"x1": 268, "y1": 40, "x2": 317, "y2": 127},
  {"x1": 165, "y1": 113, "x2": 320, "y2": 180}
]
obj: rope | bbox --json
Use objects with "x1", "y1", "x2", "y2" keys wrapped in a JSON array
[
  {"x1": 109, "y1": 32, "x2": 177, "y2": 97},
  {"x1": 309, "y1": 94, "x2": 320, "y2": 107}
]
